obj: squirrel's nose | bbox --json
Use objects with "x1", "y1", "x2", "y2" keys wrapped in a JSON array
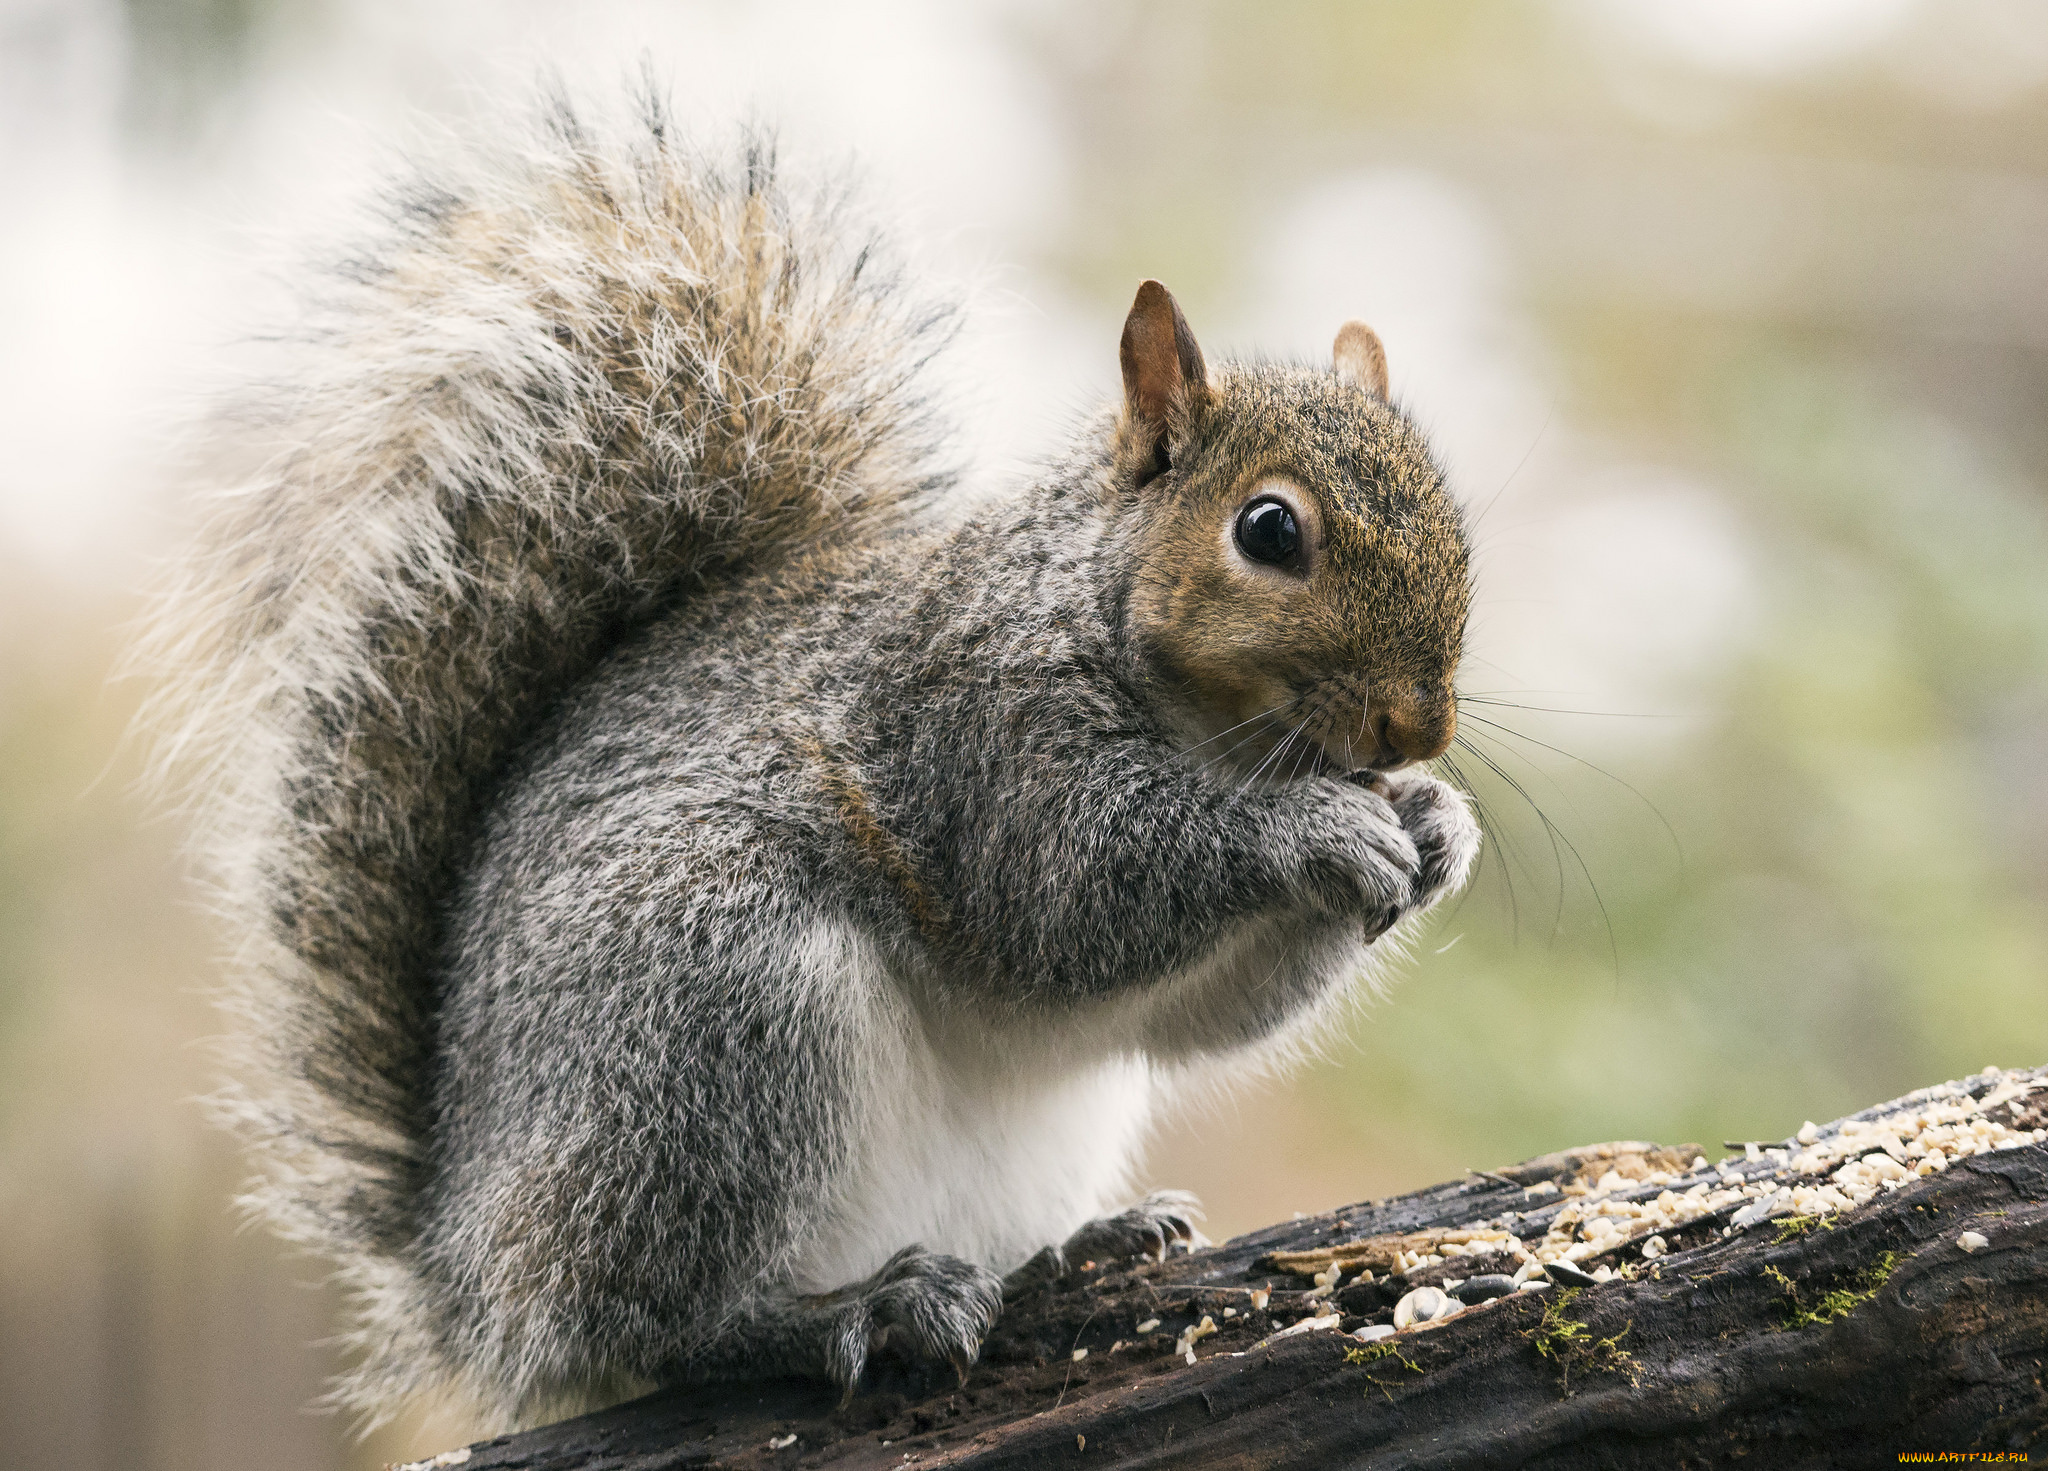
[{"x1": 1367, "y1": 690, "x2": 1455, "y2": 768}]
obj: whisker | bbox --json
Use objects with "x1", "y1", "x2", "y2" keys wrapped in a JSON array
[
  {"x1": 1454, "y1": 708, "x2": 1682, "y2": 870},
  {"x1": 1458, "y1": 695, "x2": 1659, "y2": 718},
  {"x1": 1444, "y1": 740, "x2": 1546, "y2": 939},
  {"x1": 1179, "y1": 692, "x2": 1305, "y2": 762},
  {"x1": 1194, "y1": 703, "x2": 1304, "y2": 781},
  {"x1": 1453, "y1": 731, "x2": 1618, "y2": 975},
  {"x1": 1240, "y1": 719, "x2": 1303, "y2": 794},
  {"x1": 1429, "y1": 752, "x2": 1504, "y2": 933},
  {"x1": 1470, "y1": 408, "x2": 1552, "y2": 529},
  {"x1": 1455, "y1": 733, "x2": 1570, "y2": 933}
]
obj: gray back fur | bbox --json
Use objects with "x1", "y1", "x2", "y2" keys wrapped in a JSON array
[{"x1": 142, "y1": 92, "x2": 960, "y2": 1416}]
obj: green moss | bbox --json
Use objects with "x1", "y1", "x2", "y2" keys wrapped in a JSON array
[
  {"x1": 1767, "y1": 1251, "x2": 1901, "y2": 1330},
  {"x1": 1345, "y1": 1339, "x2": 1425, "y2": 1401},
  {"x1": 1345, "y1": 1342, "x2": 1421, "y2": 1371},
  {"x1": 1772, "y1": 1213, "x2": 1840, "y2": 1243},
  {"x1": 1521, "y1": 1287, "x2": 1639, "y2": 1393}
]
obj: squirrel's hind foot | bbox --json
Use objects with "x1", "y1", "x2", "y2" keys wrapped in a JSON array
[
  {"x1": 1003, "y1": 1189, "x2": 1206, "y2": 1300},
  {"x1": 678, "y1": 1245, "x2": 1000, "y2": 1406},
  {"x1": 824, "y1": 1245, "x2": 1003, "y2": 1405}
]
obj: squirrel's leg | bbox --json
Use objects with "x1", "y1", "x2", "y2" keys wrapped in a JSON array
[
  {"x1": 1002, "y1": 1189, "x2": 1205, "y2": 1300},
  {"x1": 683, "y1": 1245, "x2": 1002, "y2": 1405}
]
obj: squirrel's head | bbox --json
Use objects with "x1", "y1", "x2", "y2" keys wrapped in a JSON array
[{"x1": 1113, "y1": 280, "x2": 1470, "y2": 780}]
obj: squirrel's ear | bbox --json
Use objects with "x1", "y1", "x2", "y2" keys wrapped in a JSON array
[
  {"x1": 1120, "y1": 280, "x2": 1208, "y2": 442},
  {"x1": 1332, "y1": 321, "x2": 1390, "y2": 399}
]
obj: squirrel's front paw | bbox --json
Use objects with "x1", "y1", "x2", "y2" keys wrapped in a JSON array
[
  {"x1": 1295, "y1": 782, "x2": 1423, "y2": 935},
  {"x1": 1380, "y1": 770, "x2": 1480, "y2": 911}
]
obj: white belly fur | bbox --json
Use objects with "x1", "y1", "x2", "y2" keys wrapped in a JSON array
[
  {"x1": 785, "y1": 912, "x2": 1381, "y2": 1294},
  {"x1": 793, "y1": 1034, "x2": 1156, "y2": 1293}
]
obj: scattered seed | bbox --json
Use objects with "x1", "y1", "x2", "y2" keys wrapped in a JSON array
[
  {"x1": 767, "y1": 1434, "x2": 797, "y2": 1450},
  {"x1": 1544, "y1": 1260, "x2": 1597, "y2": 1288},
  {"x1": 1174, "y1": 1314, "x2": 1219, "y2": 1362},
  {"x1": 1254, "y1": 1073, "x2": 2041, "y2": 1334},
  {"x1": 1731, "y1": 1191, "x2": 1792, "y2": 1229},
  {"x1": 394, "y1": 1452, "x2": 471, "y2": 1471},
  {"x1": 1393, "y1": 1286, "x2": 1460, "y2": 1330},
  {"x1": 1957, "y1": 1231, "x2": 1989, "y2": 1253},
  {"x1": 1071, "y1": 1347, "x2": 1088, "y2": 1362},
  {"x1": 1257, "y1": 1314, "x2": 1343, "y2": 1347},
  {"x1": 1451, "y1": 1274, "x2": 1517, "y2": 1304},
  {"x1": 1136, "y1": 1318, "x2": 1161, "y2": 1334}
]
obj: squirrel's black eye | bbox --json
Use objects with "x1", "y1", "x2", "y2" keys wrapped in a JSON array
[{"x1": 1235, "y1": 497, "x2": 1301, "y2": 566}]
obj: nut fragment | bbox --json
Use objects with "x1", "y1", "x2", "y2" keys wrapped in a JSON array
[
  {"x1": 1174, "y1": 1314, "x2": 1219, "y2": 1363},
  {"x1": 1393, "y1": 1285, "x2": 1460, "y2": 1330}
]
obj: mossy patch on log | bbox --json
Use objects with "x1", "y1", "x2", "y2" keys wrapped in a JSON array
[
  {"x1": 1522, "y1": 1285, "x2": 1640, "y2": 1393},
  {"x1": 1765, "y1": 1249, "x2": 1901, "y2": 1330}
]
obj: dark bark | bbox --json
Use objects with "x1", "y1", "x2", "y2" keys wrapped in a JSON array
[{"x1": 439, "y1": 1067, "x2": 2048, "y2": 1469}]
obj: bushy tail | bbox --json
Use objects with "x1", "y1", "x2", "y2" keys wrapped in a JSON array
[{"x1": 143, "y1": 90, "x2": 959, "y2": 1417}]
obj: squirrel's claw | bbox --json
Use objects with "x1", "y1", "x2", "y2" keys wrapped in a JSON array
[{"x1": 1046, "y1": 1189, "x2": 1209, "y2": 1275}]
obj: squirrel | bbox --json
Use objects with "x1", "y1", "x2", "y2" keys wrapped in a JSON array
[{"x1": 148, "y1": 90, "x2": 1479, "y2": 1430}]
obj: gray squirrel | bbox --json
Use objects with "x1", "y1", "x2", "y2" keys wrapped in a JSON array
[{"x1": 148, "y1": 91, "x2": 1479, "y2": 1429}]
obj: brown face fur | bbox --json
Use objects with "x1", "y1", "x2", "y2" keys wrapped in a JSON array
[{"x1": 1115, "y1": 287, "x2": 1469, "y2": 781}]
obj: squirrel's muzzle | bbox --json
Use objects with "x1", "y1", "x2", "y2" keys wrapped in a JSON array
[
  {"x1": 1296, "y1": 680, "x2": 1455, "y2": 773},
  {"x1": 1365, "y1": 686, "x2": 1456, "y2": 769}
]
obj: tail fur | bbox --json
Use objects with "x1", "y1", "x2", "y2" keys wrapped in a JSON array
[{"x1": 143, "y1": 89, "x2": 959, "y2": 1418}]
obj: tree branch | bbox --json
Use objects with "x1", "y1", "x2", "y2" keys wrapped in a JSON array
[{"x1": 424, "y1": 1064, "x2": 2047, "y2": 1469}]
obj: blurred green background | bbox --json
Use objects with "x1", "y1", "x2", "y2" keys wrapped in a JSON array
[{"x1": 3, "y1": 0, "x2": 2046, "y2": 1464}]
